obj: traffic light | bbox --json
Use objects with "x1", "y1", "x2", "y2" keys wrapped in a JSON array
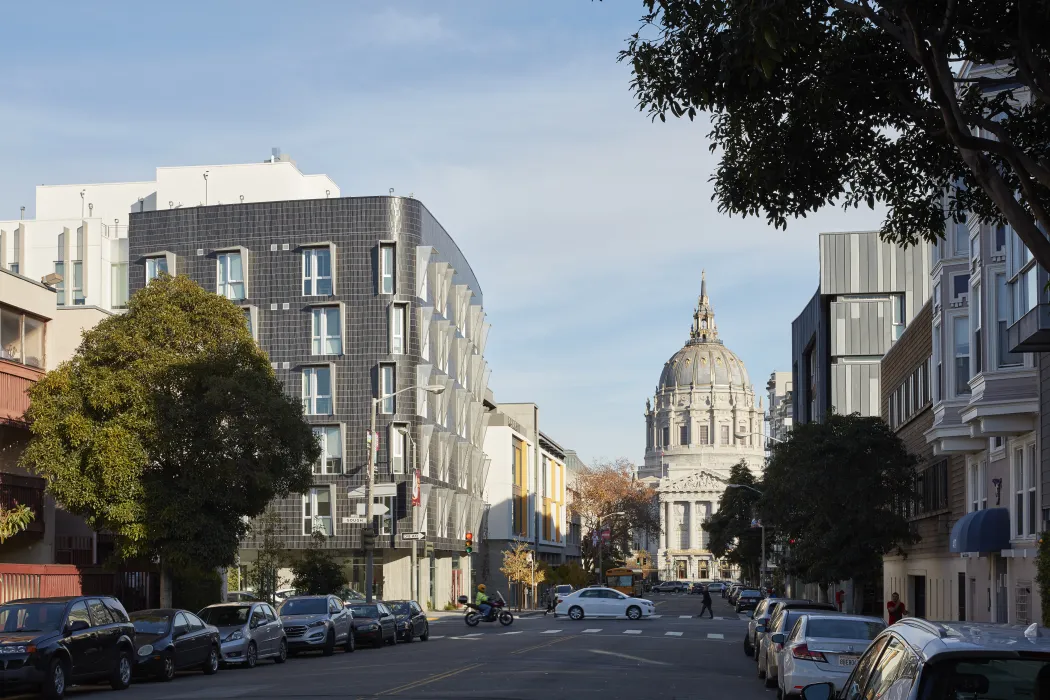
[
  {"x1": 465, "y1": 532, "x2": 474, "y2": 554},
  {"x1": 363, "y1": 527, "x2": 376, "y2": 551}
]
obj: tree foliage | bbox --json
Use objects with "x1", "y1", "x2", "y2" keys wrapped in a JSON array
[
  {"x1": 291, "y1": 532, "x2": 346, "y2": 596},
  {"x1": 501, "y1": 542, "x2": 545, "y2": 608},
  {"x1": 1037, "y1": 533, "x2": 1050, "y2": 627},
  {"x1": 620, "y1": 0, "x2": 1050, "y2": 271},
  {"x1": 704, "y1": 462, "x2": 766, "y2": 583},
  {"x1": 248, "y1": 507, "x2": 286, "y2": 604},
  {"x1": 21, "y1": 275, "x2": 318, "y2": 572},
  {"x1": 759, "y1": 414, "x2": 917, "y2": 586},
  {"x1": 0, "y1": 501, "x2": 33, "y2": 543},
  {"x1": 548, "y1": 561, "x2": 592, "y2": 590}
]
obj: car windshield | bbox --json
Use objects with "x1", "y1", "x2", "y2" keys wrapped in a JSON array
[
  {"x1": 607, "y1": 575, "x2": 633, "y2": 587},
  {"x1": 130, "y1": 613, "x2": 171, "y2": 635},
  {"x1": 931, "y1": 657, "x2": 1050, "y2": 699},
  {"x1": 388, "y1": 602, "x2": 411, "y2": 615},
  {"x1": 742, "y1": 590, "x2": 761, "y2": 597},
  {"x1": 0, "y1": 602, "x2": 66, "y2": 633},
  {"x1": 279, "y1": 599, "x2": 327, "y2": 616},
  {"x1": 807, "y1": 619, "x2": 885, "y2": 640},
  {"x1": 556, "y1": 586, "x2": 572, "y2": 594},
  {"x1": 199, "y1": 606, "x2": 250, "y2": 626},
  {"x1": 350, "y1": 605, "x2": 380, "y2": 619}
]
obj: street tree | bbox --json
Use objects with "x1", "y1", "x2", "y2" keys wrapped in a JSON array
[
  {"x1": 500, "y1": 541, "x2": 545, "y2": 609},
  {"x1": 248, "y1": 507, "x2": 285, "y2": 604},
  {"x1": 620, "y1": 1, "x2": 1050, "y2": 271},
  {"x1": 704, "y1": 462, "x2": 765, "y2": 583},
  {"x1": 291, "y1": 531, "x2": 346, "y2": 595},
  {"x1": 0, "y1": 500, "x2": 33, "y2": 543},
  {"x1": 21, "y1": 274, "x2": 318, "y2": 577},
  {"x1": 759, "y1": 413, "x2": 917, "y2": 589}
]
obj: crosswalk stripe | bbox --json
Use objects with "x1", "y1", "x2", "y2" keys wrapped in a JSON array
[
  {"x1": 466, "y1": 633, "x2": 483, "y2": 637},
  {"x1": 679, "y1": 615, "x2": 692, "y2": 619},
  {"x1": 541, "y1": 629, "x2": 562, "y2": 634},
  {"x1": 665, "y1": 631, "x2": 683, "y2": 637},
  {"x1": 624, "y1": 629, "x2": 642, "y2": 635},
  {"x1": 707, "y1": 633, "x2": 725, "y2": 640},
  {"x1": 582, "y1": 629, "x2": 601, "y2": 634},
  {"x1": 429, "y1": 636, "x2": 445, "y2": 640},
  {"x1": 502, "y1": 631, "x2": 523, "y2": 635}
]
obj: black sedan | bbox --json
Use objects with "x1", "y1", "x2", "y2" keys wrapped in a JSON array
[
  {"x1": 346, "y1": 602, "x2": 397, "y2": 648},
  {"x1": 384, "y1": 600, "x2": 430, "y2": 643},
  {"x1": 130, "y1": 609, "x2": 221, "y2": 681}
]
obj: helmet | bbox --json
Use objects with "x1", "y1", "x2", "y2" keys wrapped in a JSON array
[{"x1": 477, "y1": 584, "x2": 486, "y2": 592}]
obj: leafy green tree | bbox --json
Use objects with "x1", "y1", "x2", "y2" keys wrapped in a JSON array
[
  {"x1": 291, "y1": 531, "x2": 346, "y2": 595},
  {"x1": 21, "y1": 274, "x2": 318, "y2": 573},
  {"x1": 248, "y1": 507, "x2": 286, "y2": 604},
  {"x1": 704, "y1": 462, "x2": 766, "y2": 583},
  {"x1": 620, "y1": 0, "x2": 1050, "y2": 270},
  {"x1": 0, "y1": 481, "x2": 33, "y2": 543},
  {"x1": 759, "y1": 413, "x2": 917, "y2": 587}
]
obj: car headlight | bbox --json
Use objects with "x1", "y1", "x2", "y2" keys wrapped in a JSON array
[
  {"x1": 0, "y1": 645, "x2": 28, "y2": 654},
  {"x1": 224, "y1": 630, "x2": 245, "y2": 642},
  {"x1": 308, "y1": 620, "x2": 326, "y2": 628},
  {"x1": 363, "y1": 623, "x2": 379, "y2": 631},
  {"x1": 399, "y1": 621, "x2": 410, "y2": 629},
  {"x1": 137, "y1": 645, "x2": 154, "y2": 657}
]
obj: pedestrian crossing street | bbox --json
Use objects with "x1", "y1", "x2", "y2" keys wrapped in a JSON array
[{"x1": 427, "y1": 629, "x2": 733, "y2": 641}]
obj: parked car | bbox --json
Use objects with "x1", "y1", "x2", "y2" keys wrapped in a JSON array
[
  {"x1": 690, "y1": 583, "x2": 707, "y2": 595},
  {"x1": 225, "y1": 592, "x2": 258, "y2": 603},
  {"x1": 757, "y1": 605, "x2": 840, "y2": 690},
  {"x1": 728, "y1": 585, "x2": 745, "y2": 604},
  {"x1": 347, "y1": 602, "x2": 397, "y2": 648},
  {"x1": 198, "y1": 602, "x2": 286, "y2": 668},
  {"x1": 335, "y1": 586, "x2": 366, "y2": 603},
  {"x1": 278, "y1": 595, "x2": 354, "y2": 655},
  {"x1": 552, "y1": 584, "x2": 574, "y2": 601},
  {"x1": 735, "y1": 588, "x2": 764, "y2": 613},
  {"x1": 652, "y1": 581, "x2": 686, "y2": 593},
  {"x1": 796, "y1": 619, "x2": 1050, "y2": 700},
  {"x1": 384, "y1": 600, "x2": 430, "y2": 642},
  {"x1": 706, "y1": 582, "x2": 726, "y2": 593},
  {"x1": 755, "y1": 601, "x2": 839, "y2": 679},
  {"x1": 130, "y1": 609, "x2": 220, "y2": 681},
  {"x1": 775, "y1": 613, "x2": 886, "y2": 698},
  {"x1": 0, "y1": 595, "x2": 136, "y2": 700},
  {"x1": 555, "y1": 587, "x2": 656, "y2": 620},
  {"x1": 745, "y1": 597, "x2": 793, "y2": 656}
]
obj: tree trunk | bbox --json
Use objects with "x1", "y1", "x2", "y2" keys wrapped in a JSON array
[{"x1": 160, "y1": 566, "x2": 174, "y2": 608}]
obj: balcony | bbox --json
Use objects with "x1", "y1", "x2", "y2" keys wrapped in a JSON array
[
  {"x1": 1007, "y1": 303, "x2": 1050, "y2": 353},
  {"x1": 0, "y1": 360, "x2": 44, "y2": 425},
  {"x1": 0, "y1": 473, "x2": 46, "y2": 536}
]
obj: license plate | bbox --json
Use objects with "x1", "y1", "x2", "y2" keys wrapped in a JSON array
[{"x1": 838, "y1": 656, "x2": 859, "y2": 667}]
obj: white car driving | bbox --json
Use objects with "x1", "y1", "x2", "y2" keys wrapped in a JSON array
[
  {"x1": 776, "y1": 613, "x2": 886, "y2": 698},
  {"x1": 555, "y1": 587, "x2": 655, "y2": 620}
]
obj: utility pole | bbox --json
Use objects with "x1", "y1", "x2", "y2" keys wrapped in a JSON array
[{"x1": 365, "y1": 397, "x2": 377, "y2": 603}]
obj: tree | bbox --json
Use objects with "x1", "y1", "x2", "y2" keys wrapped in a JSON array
[
  {"x1": 704, "y1": 462, "x2": 766, "y2": 583},
  {"x1": 0, "y1": 502, "x2": 33, "y2": 543},
  {"x1": 500, "y1": 542, "x2": 545, "y2": 610},
  {"x1": 549, "y1": 561, "x2": 592, "y2": 590},
  {"x1": 759, "y1": 413, "x2": 917, "y2": 587},
  {"x1": 620, "y1": 1, "x2": 1050, "y2": 271},
  {"x1": 248, "y1": 507, "x2": 286, "y2": 604},
  {"x1": 21, "y1": 274, "x2": 319, "y2": 574},
  {"x1": 291, "y1": 531, "x2": 346, "y2": 595}
]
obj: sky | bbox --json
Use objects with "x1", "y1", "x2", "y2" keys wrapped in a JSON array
[{"x1": 0, "y1": 1, "x2": 884, "y2": 466}]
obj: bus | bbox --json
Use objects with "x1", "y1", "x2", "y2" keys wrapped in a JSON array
[{"x1": 605, "y1": 567, "x2": 644, "y2": 596}]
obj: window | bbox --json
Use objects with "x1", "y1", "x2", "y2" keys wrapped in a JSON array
[
  {"x1": 8, "y1": 228, "x2": 18, "y2": 274},
  {"x1": 720, "y1": 425, "x2": 730, "y2": 445},
  {"x1": 87, "y1": 599, "x2": 113, "y2": 626},
  {"x1": 954, "y1": 316, "x2": 970, "y2": 395},
  {"x1": 697, "y1": 424, "x2": 709, "y2": 445},
  {"x1": 932, "y1": 281, "x2": 941, "y2": 311},
  {"x1": 378, "y1": 495, "x2": 395, "y2": 535},
  {"x1": 217, "y1": 251, "x2": 245, "y2": 300},
  {"x1": 662, "y1": 426, "x2": 670, "y2": 447},
  {"x1": 242, "y1": 307, "x2": 256, "y2": 340},
  {"x1": 111, "y1": 263, "x2": 128, "y2": 309},
  {"x1": 390, "y1": 303, "x2": 406, "y2": 355},
  {"x1": 379, "y1": 244, "x2": 395, "y2": 295},
  {"x1": 997, "y1": 274, "x2": 1023, "y2": 367},
  {"x1": 302, "y1": 367, "x2": 333, "y2": 415},
  {"x1": 312, "y1": 426, "x2": 342, "y2": 475},
  {"x1": 679, "y1": 424, "x2": 689, "y2": 446},
  {"x1": 145, "y1": 256, "x2": 168, "y2": 283},
  {"x1": 66, "y1": 601, "x2": 90, "y2": 628},
  {"x1": 970, "y1": 460, "x2": 988, "y2": 513},
  {"x1": 1015, "y1": 448, "x2": 1025, "y2": 537},
  {"x1": 311, "y1": 307, "x2": 342, "y2": 355},
  {"x1": 1028, "y1": 443, "x2": 1038, "y2": 536},
  {"x1": 512, "y1": 437, "x2": 527, "y2": 536},
  {"x1": 970, "y1": 234, "x2": 980, "y2": 274},
  {"x1": 954, "y1": 219, "x2": 968, "y2": 256},
  {"x1": 54, "y1": 261, "x2": 65, "y2": 306},
  {"x1": 0, "y1": 306, "x2": 45, "y2": 368},
  {"x1": 302, "y1": 247, "x2": 333, "y2": 296},
  {"x1": 972, "y1": 281, "x2": 982, "y2": 374},
  {"x1": 72, "y1": 261, "x2": 84, "y2": 305},
  {"x1": 302, "y1": 487, "x2": 333, "y2": 536},
  {"x1": 914, "y1": 461, "x2": 948, "y2": 517},
  {"x1": 933, "y1": 323, "x2": 942, "y2": 401},
  {"x1": 995, "y1": 224, "x2": 1007, "y2": 254},
  {"x1": 390, "y1": 424, "x2": 407, "y2": 474},
  {"x1": 891, "y1": 294, "x2": 905, "y2": 340},
  {"x1": 380, "y1": 363, "x2": 395, "y2": 414},
  {"x1": 952, "y1": 273, "x2": 969, "y2": 303}
]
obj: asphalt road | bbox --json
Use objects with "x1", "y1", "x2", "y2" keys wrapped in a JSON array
[{"x1": 56, "y1": 594, "x2": 773, "y2": 700}]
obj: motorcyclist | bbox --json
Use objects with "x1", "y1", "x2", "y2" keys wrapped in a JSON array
[{"x1": 475, "y1": 584, "x2": 492, "y2": 620}]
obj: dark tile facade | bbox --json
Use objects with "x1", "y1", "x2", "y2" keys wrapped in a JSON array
[{"x1": 791, "y1": 288, "x2": 830, "y2": 425}]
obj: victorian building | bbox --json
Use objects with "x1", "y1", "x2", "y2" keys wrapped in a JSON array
[{"x1": 639, "y1": 273, "x2": 765, "y2": 581}]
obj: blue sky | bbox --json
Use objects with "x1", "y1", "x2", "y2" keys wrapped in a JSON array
[{"x1": 0, "y1": 1, "x2": 883, "y2": 465}]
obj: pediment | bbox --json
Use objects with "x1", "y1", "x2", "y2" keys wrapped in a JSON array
[{"x1": 659, "y1": 470, "x2": 723, "y2": 493}]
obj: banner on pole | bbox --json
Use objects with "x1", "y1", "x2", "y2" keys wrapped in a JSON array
[{"x1": 412, "y1": 469, "x2": 421, "y2": 506}]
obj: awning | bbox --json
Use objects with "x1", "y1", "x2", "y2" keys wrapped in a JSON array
[{"x1": 949, "y1": 508, "x2": 1011, "y2": 554}]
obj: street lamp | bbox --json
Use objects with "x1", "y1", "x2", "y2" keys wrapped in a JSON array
[
  {"x1": 725, "y1": 483, "x2": 767, "y2": 588},
  {"x1": 595, "y1": 510, "x2": 626, "y2": 585},
  {"x1": 366, "y1": 383, "x2": 445, "y2": 603},
  {"x1": 735, "y1": 430, "x2": 786, "y2": 445},
  {"x1": 397, "y1": 427, "x2": 421, "y2": 604}
]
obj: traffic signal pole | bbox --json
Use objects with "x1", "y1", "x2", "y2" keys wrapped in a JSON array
[{"x1": 365, "y1": 397, "x2": 377, "y2": 604}]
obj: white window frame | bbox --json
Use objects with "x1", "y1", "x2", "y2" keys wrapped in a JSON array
[
  {"x1": 302, "y1": 366, "x2": 333, "y2": 416},
  {"x1": 379, "y1": 243, "x2": 395, "y2": 295},
  {"x1": 145, "y1": 255, "x2": 169, "y2": 283},
  {"x1": 953, "y1": 219, "x2": 968, "y2": 257},
  {"x1": 312, "y1": 425, "x2": 343, "y2": 475},
  {"x1": 217, "y1": 251, "x2": 246, "y2": 301},
  {"x1": 72, "y1": 261, "x2": 85, "y2": 306},
  {"x1": 311, "y1": 306, "x2": 343, "y2": 356},
  {"x1": 54, "y1": 261, "x2": 66, "y2": 306},
  {"x1": 380, "y1": 363, "x2": 396, "y2": 414},
  {"x1": 390, "y1": 423, "x2": 407, "y2": 475},
  {"x1": 1027, "y1": 443, "x2": 1038, "y2": 537},
  {"x1": 302, "y1": 246, "x2": 333, "y2": 297},
  {"x1": 241, "y1": 305, "x2": 259, "y2": 341},
  {"x1": 302, "y1": 487, "x2": 334, "y2": 536},
  {"x1": 111, "y1": 262, "x2": 129, "y2": 309},
  {"x1": 1015, "y1": 447, "x2": 1026, "y2": 538},
  {"x1": 390, "y1": 303, "x2": 407, "y2": 355},
  {"x1": 972, "y1": 280, "x2": 982, "y2": 376},
  {"x1": 996, "y1": 273, "x2": 1023, "y2": 368},
  {"x1": 933, "y1": 322, "x2": 942, "y2": 402},
  {"x1": 891, "y1": 294, "x2": 905, "y2": 340}
]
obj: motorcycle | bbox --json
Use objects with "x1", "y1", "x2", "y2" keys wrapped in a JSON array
[{"x1": 458, "y1": 592, "x2": 514, "y2": 627}]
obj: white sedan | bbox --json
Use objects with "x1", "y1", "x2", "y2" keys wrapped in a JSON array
[
  {"x1": 555, "y1": 587, "x2": 656, "y2": 620},
  {"x1": 776, "y1": 614, "x2": 886, "y2": 698}
]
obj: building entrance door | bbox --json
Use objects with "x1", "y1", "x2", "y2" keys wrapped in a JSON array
[
  {"x1": 994, "y1": 555, "x2": 1008, "y2": 622},
  {"x1": 957, "y1": 572, "x2": 966, "y2": 621},
  {"x1": 910, "y1": 575, "x2": 927, "y2": 619},
  {"x1": 675, "y1": 560, "x2": 687, "y2": 579}
]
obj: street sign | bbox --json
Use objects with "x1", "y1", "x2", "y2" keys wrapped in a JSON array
[
  {"x1": 343, "y1": 516, "x2": 366, "y2": 525},
  {"x1": 356, "y1": 503, "x2": 390, "y2": 516},
  {"x1": 400, "y1": 532, "x2": 426, "y2": 541},
  {"x1": 601, "y1": 527, "x2": 611, "y2": 542}
]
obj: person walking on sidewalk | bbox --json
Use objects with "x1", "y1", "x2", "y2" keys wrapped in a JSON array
[{"x1": 699, "y1": 585, "x2": 715, "y2": 619}]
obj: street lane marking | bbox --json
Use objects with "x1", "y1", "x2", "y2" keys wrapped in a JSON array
[
  {"x1": 588, "y1": 649, "x2": 670, "y2": 666},
  {"x1": 665, "y1": 631, "x2": 683, "y2": 637},
  {"x1": 707, "y1": 633, "x2": 725, "y2": 639},
  {"x1": 582, "y1": 629, "x2": 601, "y2": 633},
  {"x1": 649, "y1": 614, "x2": 663, "y2": 618},
  {"x1": 541, "y1": 629, "x2": 562, "y2": 634},
  {"x1": 378, "y1": 663, "x2": 482, "y2": 695},
  {"x1": 624, "y1": 629, "x2": 642, "y2": 635},
  {"x1": 502, "y1": 631, "x2": 523, "y2": 635},
  {"x1": 428, "y1": 635, "x2": 445, "y2": 639},
  {"x1": 512, "y1": 636, "x2": 574, "y2": 654},
  {"x1": 448, "y1": 635, "x2": 482, "y2": 640},
  {"x1": 679, "y1": 615, "x2": 692, "y2": 619},
  {"x1": 465, "y1": 633, "x2": 483, "y2": 637}
]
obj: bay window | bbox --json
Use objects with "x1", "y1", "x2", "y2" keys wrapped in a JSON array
[
  {"x1": 379, "y1": 243, "x2": 395, "y2": 295},
  {"x1": 145, "y1": 256, "x2": 169, "y2": 283},
  {"x1": 72, "y1": 261, "x2": 84, "y2": 305},
  {"x1": 54, "y1": 261, "x2": 66, "y2": 306},
  {"x1": 971, "y1": 281, "x2": 982, "y2": 375},
  {"x1": 380, "y1": 363, "x2": 395, "y2": 414},
  {"x1": 111, "y1": 263, "x2": 129, "y2": 309},
  {"x1": 0, "y1": 305, "x2": 45, "y2": 368},
  {"x1": 996, "y1": 274, "x2": 1023, "y2": 367},
  {"x1": 390, "y1": 424, "x2": 407, "y2": 474},
  {"x1": 390, "y1": 303, "x2": 406, "y2": 355}
]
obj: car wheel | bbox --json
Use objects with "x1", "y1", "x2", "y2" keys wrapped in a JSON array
[
  {"x1": 389, "y1": 630, "x2": 398, "y2": 646},
  {"x1": 245, "y1": 641, "x2": 258, "y2": 669},
  {"x1": 568, "y1": 606, "x2": 584, "y2": 621},
  {"x1": 275, "y1": 638, "x2": 287, "y2": 664},
  {"x1": 322, "y1": 630, "x2": 336, "y2": 657},
  {"x1": 110, "y1": 648, "x2": 132, "y2": 690},
  {"x1": 764, "y1": 663, "x2": 777, "y2": 689},
  {"x1": 420, "y1": 623, "x2": 429, "y2": 642},
  {"x1": 202, "y1": 645, "x2": 220, "y2": 675},
  {"x1": 626, "y1": 606, "x2": 642, "y2": 620},
  {"x1": 159, "y1": 652, "x2": 176, "y2": 682},
  {"x1": 344, "y1": 631, "x2": 355, "y2": 653},
  {"x1": 42, "y1": 657, "x2": 67, "y2": 700}
]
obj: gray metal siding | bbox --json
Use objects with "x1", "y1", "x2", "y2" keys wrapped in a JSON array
[
  {"x1": 831, "y1": 362, "x2": 881, "y2": 417},
  {"x1": 820, "y1": 231, "x2": 931, "y2": 305},
  {"x1": 830, "y1": 299, "x2": 892, "y2": 356},
  {"x1": 792, "y1": 288, "x2": 830, "y2": 425}
]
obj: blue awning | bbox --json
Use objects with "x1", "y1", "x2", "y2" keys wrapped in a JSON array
[{"x1": 949, "y1": 508, "x2": 1011, "y2": 554}]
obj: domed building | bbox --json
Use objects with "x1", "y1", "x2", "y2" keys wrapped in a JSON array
[{"x1": 639, "y1": 273, "x2": 765, "y2": 581}]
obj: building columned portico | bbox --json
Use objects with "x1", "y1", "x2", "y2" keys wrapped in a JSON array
[{"x1": 657, "y1": 471, "x2": 730, "y2": 581}]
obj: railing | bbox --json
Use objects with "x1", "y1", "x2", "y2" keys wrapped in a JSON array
[
  {"x1": 80, "y1": 568, "x2": 160, "y2": 612},
  {"x1": 0, "y1": 360, "x2": 43, "y2": 424},
  {"x1": 55, "y1": 536, "x2": 95, "y2": 567},
  {"x1": 0, "y1": 473, "x2": 45, "y2": 534},
  {"x1": 0, "y1": 564, "x2": 82, "y2": 604}
]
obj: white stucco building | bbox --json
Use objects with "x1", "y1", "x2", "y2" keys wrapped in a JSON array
[{"x1": 640, "y1": 273, "x2": 765, "y2": 581}]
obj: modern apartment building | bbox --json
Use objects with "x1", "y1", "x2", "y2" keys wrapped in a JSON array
[
  {"x1": 765, "y1": 370, "x2": 793, "y2": 450},
  {"x1": 792, "y1": 231, "x2": 932, "y2": 425},
  {"x1": 127, "y1": 194, "x2": 491, "y2": 610}
]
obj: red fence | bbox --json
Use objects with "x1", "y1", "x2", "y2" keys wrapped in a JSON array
[{"x1": 0, "y1": 564, "x2": 82, "y2": 604}]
